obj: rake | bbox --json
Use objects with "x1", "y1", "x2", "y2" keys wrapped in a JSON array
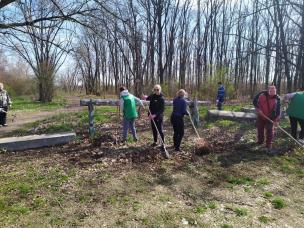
[
  {"x1": 188, "y1": 109, "x2": 211, "y2": 155},
  {"x1": 258, "y1": 112, "x2": 304, "y2": 149},
  {"x1": 142, "y1": 102, "x2": 170, "y2": 159}
]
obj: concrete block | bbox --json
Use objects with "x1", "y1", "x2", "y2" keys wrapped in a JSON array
[
  {"x1": 207, "y1": 110, "x2": 256, "y2": 121},
  {"x1": 241, "y1": 107, "x2": 286, "y2": 118},
  {"x1": 0, "y1": 132, "x2": 76, "y2": 151},
  {"x1": 241, "y1": 107, "x2": 256, "y2": 113}
]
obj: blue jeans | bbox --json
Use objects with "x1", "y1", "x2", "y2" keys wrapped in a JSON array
[{"x1": 123, "y1": 118, "x2": 137, "y2": 141}]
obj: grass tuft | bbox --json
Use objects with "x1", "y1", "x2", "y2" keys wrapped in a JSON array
[
  {"x1": 258, "y1": 215, "x2": 270, "y2": 224},
  {"x1": 272, "y1": 197, "x2": 285, "y2": 209}
]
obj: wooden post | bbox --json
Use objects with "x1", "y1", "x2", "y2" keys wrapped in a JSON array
[
  {"x1": 88, "y1": 99, "x2": 95, "y2": 138},
  {"x1": 192, "y1": 97, "x2": 199, "y2": 127}
]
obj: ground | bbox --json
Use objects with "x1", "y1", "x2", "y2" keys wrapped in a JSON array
[
  {"x1": 0, "y1": 96, "x2": 85, "y2": 137},
  {"x1": 0, "y1": 97, "x2": 303, "y2": 227}
]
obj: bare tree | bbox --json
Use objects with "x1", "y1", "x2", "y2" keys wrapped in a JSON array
[{"x1": 3, "y1": 0, "x2": 72, "y2": 102}]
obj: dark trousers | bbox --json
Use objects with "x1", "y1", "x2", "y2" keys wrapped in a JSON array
[
  {"x1": 217, "y1": 101, "x2": 223, "y2": 110},
  {"x1": 151, "y1": 118, "x2": 164, "y2": 143},
  {"x1": 0, "y1": 106, "x2": 7, "y2": 125},
  {"x1": 171, "y1": 114, "x2": 184, "y2": 150},
  {"x1": 256, "y1": 116, "x2": 274, "y2": 149},
  {"x1": 289, "y1": 116, "x2": 304, "y2": 139}
]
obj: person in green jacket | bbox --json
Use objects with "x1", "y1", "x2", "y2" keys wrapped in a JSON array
[
  {"x1": 119, "y1": 86, "x2": 143, "y2": 142},
  {"x1": 284, "y1": 88, "x2": 304, "y2": 144}
]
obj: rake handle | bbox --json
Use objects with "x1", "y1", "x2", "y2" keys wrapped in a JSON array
[
  {"x1": 141, "y1": 102, "x2": 169, "y2": 157},
  {"x1": 258, "y1": 111, "x2": 304, "y2": 148},
  {"x1": 188, "y1": 109, "x2": 200, "y2": 139}
]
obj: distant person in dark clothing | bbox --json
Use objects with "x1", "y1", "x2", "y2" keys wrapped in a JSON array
[
  {"x1": 171, "y1": 89, "x2": 189, "y2": 151},
  {"x1": 0, "y1": 83, "x2": 12, "y2": 126},
  {"x1": 216, "y1": 82, "x2": 225, "y2": 110},
  {"x1": 143, "y1": 84, "x2": 165, "y2": 147}
]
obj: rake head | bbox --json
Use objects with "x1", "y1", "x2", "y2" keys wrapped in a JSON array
[{"x1": 194, "y1": 138, "x2": 211, "y2": 155}]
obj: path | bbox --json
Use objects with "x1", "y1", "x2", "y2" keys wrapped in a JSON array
[{"x1": 0, "y1": 96, "x2": 86, "y2": 137}]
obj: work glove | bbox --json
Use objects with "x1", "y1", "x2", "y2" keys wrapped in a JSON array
[
  {"x1": 138, "y1": 100, "x2": 144, "y2": 108},
  {"x1": 149, "y1": 114, "x2": 156, "y2": 120}
]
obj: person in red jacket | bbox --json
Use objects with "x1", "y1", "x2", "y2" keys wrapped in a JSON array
[{"x1": 253, "y1": 85, "x2": 281, "y2": 154}]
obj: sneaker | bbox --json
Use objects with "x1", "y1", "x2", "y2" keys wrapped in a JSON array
[
  {"x1": 2, "y1": 124, "x2": 7, "y2": 127},
  {"x1": 266, "y1": 148, "x2": 278, "y2": 155},
  {"x1": 160, "y1": 145, "x2": 165, "y2": 151},
  {"x1": 151, "y1": 142, "x2": 157, "y2": 147}
]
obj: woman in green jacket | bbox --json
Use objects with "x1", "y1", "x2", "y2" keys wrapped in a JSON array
[
  {"x1": 284, "y1": 88, "x2": 304, "y2": 144},
  {"x1": 119, "y1": 86, "x2": 143, "y2": 142}
]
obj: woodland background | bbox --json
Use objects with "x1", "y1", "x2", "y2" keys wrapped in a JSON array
[{"x1": 0, "y1": 0, "x2": 304, "y2": 101}]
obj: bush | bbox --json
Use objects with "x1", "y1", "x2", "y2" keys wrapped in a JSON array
[{"x1": 0, "y1": 72, "x2": 35, "y2": 96}]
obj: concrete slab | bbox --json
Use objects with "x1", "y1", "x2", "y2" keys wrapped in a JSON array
[
  {"x1": 241, "y1": 107, "x2": 256, "y2": 113},
  {"x1": 207, "y1": 110, "x2": 257, "y2": 121},
  {"x1": 80, "y1": 99, "x2": 211, "y2": 106},
  {"x1": 241, "y1": 107, "x2": 286, "y2": 118},
  {"x1": 0, "y1": 132, "x2": 76, "y2": 151}
]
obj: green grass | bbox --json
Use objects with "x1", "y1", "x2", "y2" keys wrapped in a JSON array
[
  {"x1": 11, "y1": 96, "x2": 67, "y2": 111},
  {"x1": 272, "y1": 197, "x2": 286, "y2": 209},
  {"x1": 0, "y1": 165, "x2": 74, "y2": 224},
  {"x1": 6, "y1": 106, "x2": 117, "y2": 136},
  {"x1": 234, "y1": 207, "x2": 248, "y2": 216},
  {"x1": 257, "y1": 177, "x2": 270, "y2": 186},
  {"x1": 221, "y1": 224, "x2": 233, "y2": 228},
  {"x1": 264, "y1": 192, "x2": 273, "y2": 198},
  {"x1": 225, "y1": 205, "x2": 248, "y2": 217},
  {"x1": 272, "y1": 155, "x2": 304, "y2": 176},
  {"x1": 43, "y1": 123, "x2": 73, "y2": 133},
  {"x1": 0, "y1": 145, "x2": 302, "y2": 226},
  {"x1": 207, "y1": 201, "x2": 217, "y2": 209},
  {"x1": 193, "y1": 201, "x2": 217, "y2": 214},
  {"x1": 258, "y1": 215, "x2": 270, "y2": 224},
  {"x1": 194, "y1": 205, "x2": 207, "y2": 214},
  {"x1": 205, "y1": 119, "x2": 237, "y2": 129},
  {"x1": 223, "y1": 104, "x2": 243, "y2": 112},
  {"x1": 227, "y1": 176, "x2": 254, "y2": 186}
]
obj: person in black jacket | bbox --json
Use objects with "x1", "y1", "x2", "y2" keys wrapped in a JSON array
[{"x1": 143, "y1": 84, "x2": 165, "y2": 147}]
